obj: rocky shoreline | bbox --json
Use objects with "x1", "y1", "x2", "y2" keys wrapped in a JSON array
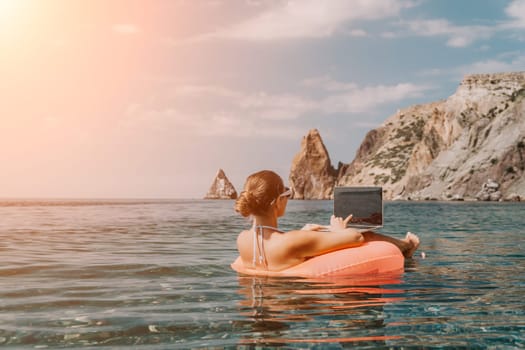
[
  {"x1": 288, "y1": 72, "x2": 525, "y2": 202},
  {"x1": 206, "y1": 72, "x2": 524, "y2": 202}
]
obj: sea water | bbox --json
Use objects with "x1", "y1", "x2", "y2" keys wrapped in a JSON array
[{"x1": 0, "y1": 199, "x2": 523, "y2": 349}]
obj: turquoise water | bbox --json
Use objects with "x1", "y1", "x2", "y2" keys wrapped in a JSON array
[{"x1": 0, "y1": 199, "x2": 523, "y2": 349}]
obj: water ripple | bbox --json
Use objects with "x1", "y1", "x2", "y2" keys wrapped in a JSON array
[{"x1": 0, "y1": 200, "x2": 523, "y2": 348}]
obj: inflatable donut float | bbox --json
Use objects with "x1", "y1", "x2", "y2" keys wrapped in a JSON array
[{"x1": 231, "y1": 241, "x2": 404, "y2": 277}]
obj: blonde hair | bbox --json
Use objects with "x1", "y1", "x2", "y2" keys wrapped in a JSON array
[{"x1": 235, "y1": 170, "x2": 285, "y2": 217}]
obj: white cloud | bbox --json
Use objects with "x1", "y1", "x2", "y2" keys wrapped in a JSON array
[
  {"x1": 301, "y1": 75, "x2": 358, "y2": 91},
  {"x1": 404, "y1": 18, "x2": 450, "y2": 35},
  {"x1": 321, "y1": 82, "x2": 430, "y2": 114},
  {"x1": 207, "y1": 0, "x2": 415, "y2": 40},
  {"x1": 167, "y1": 85, "x2": 315, "y2": 122},
  {"x1": 417, "y1": 53, "x2": 525, "y2": 79},
  {"x1": 302, "y1": 76, "x2": 430, "y2": 114},
  {"x1": 172, "y1": 85, "x2": 241, "y2": 99},
  {"x1": 505, "y1": 0, "x2": 525, "y2": 27},
  {"x1": 160, "y1": 1, "x2": 522, "y2": 47},
  {"x1": 245, "y1": 0, "x2": 264, "y2": 6},
  {"x1": 387, "y1": 1, "x2": 525, "y2": 47},
  {"x1": 446, "y1": 36, "x2": 471, "y2": 48},
  {"x1": 124, "y1": 78, "x2": 431, "y2": 138},
  {"x1": 112, "y1": 24, "x2": 140, "y2": 34},
  {"x1": 458, "y1": 54, "x2": 525, "y2": 75},
  {"x1": 236, "y1": 92, "x2": 317, "y2": 120},
  {"x1": 123, "y1": 103, "x2": 306, "y2": 139},
  {"x1": 461, "y1": 60, "x2": 516, "y2": 75},
  {"x1": 347, "y1": 29, "x2": 368, "y2": 37},
  {"x1": 380, "y1": 31, "x2": 399, "y2": 38},
  {"x1": 400, "y1": 19, "x2": 494, "y2": 48}
]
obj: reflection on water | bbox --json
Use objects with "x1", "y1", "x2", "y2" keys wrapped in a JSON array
[
  {"x1": 236, "y1": 273, "x2": 405, "y2": 347},
  {"x1": 0, "y1": 199, "x2": 523, "y2": 348}
]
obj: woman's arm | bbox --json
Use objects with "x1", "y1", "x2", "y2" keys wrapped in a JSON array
[
  {"x1": 287, "y1": 215, "x2": 364, "y2": 258},
  {"x1": 287, "y1": 228, "x2": 364, "y2": 258}
]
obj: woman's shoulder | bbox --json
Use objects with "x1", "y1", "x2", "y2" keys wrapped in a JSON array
[{"x1": 237, "y1": 229, "x2": 252, "y2": 240}]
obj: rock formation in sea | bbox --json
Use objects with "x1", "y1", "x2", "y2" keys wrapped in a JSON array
[
  {"x1": 289, "y1": 72, "x2": 525, "y2": 200},
  {"x1": 204, "y1": 169, "x2": 238, "y2": 199},
  {"x1": 289, "y1": 129, "x2": 337, "y2": 199}
]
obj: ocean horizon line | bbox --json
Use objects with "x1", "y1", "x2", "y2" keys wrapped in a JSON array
[
  {"x1": 0, "y1": 197, "x2": 208, "y2": 202},
  {"x1": 0, "y1": 197, "x2": 522, "y2": 204}
]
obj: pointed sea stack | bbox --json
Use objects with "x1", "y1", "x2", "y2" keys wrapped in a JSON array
[
  {"x1": 289, "y1": 129, "x2": 337, "y2": 199},
  {"x1": 204, "y1": 169, "x2": 238, "y2": 199}
]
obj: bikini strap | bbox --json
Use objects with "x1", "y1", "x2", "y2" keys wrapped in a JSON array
[
  {"x1": 254, "y1": 225, "x2": 284, "y2": 233},
  {"x1": 252, "y1": 227, "x2": 257, "y2": 267},
  {"x1": 252, "y1": 225, "x2": 284, "y2": 269}
]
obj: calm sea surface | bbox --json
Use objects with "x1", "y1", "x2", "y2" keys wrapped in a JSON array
[{"x1": 0, "y1": 199, "x2": 523, "y2": 349}]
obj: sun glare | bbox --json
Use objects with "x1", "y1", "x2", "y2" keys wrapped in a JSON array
[{"x1": 0, "y1": 0, "x2": 23, "y2": 23}]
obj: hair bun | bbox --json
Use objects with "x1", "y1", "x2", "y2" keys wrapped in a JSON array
[{"x1": 235, "y1": 190, "x2": 256, "y2": 217}]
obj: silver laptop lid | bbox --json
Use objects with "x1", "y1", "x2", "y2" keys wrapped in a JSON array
[{"x1": 333, "y1": 186, "x2": 383, "y2": 230}]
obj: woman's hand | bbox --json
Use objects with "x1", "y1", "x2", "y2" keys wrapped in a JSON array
[{"x1": 329, "y1": 214, "x2": 353, "y2": 232}]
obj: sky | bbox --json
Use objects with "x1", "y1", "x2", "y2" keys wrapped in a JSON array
[{"x1": 1, "y1": 0, "x2": 524, "y2": 199}]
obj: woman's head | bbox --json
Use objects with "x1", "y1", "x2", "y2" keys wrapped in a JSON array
[{"x1": 235, "y1": 170, "x2": 289, "y2": 217}]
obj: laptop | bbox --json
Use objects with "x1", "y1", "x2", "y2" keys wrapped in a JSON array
[{"x1": 333, "y1": 186, "x2": 383, "y2": 230}]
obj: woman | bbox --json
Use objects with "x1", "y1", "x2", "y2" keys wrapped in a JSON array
[{"x1": 235, "y1": 170, "x2": 420, "y2": 272}]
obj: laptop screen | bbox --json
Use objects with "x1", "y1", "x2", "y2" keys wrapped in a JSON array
[{"x1": 333, "y1": 187, "x2": 383, "y2": 229}]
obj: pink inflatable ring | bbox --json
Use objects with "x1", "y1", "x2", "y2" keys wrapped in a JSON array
[{"x1": 231, "y1": 241, "x2": 404, "y2": 277}]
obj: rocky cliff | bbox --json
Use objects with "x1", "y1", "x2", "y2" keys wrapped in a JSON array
[
  {"x1": 289, "y1": 129, "x2": 337, "y2": 199},
  {"x1": 288, "y1": 72, "x2": 525, "y2": 200},
  {"x1": 336, "y1": 72, "x2": 525, "y2": 200},
  {"x1": 204, "y1": 169, "x2": 238, "y2": 199}
]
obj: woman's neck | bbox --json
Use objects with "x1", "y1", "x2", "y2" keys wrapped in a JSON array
[{"x1": 252, "y1": 215, "x2": 278, "y2": 228}]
